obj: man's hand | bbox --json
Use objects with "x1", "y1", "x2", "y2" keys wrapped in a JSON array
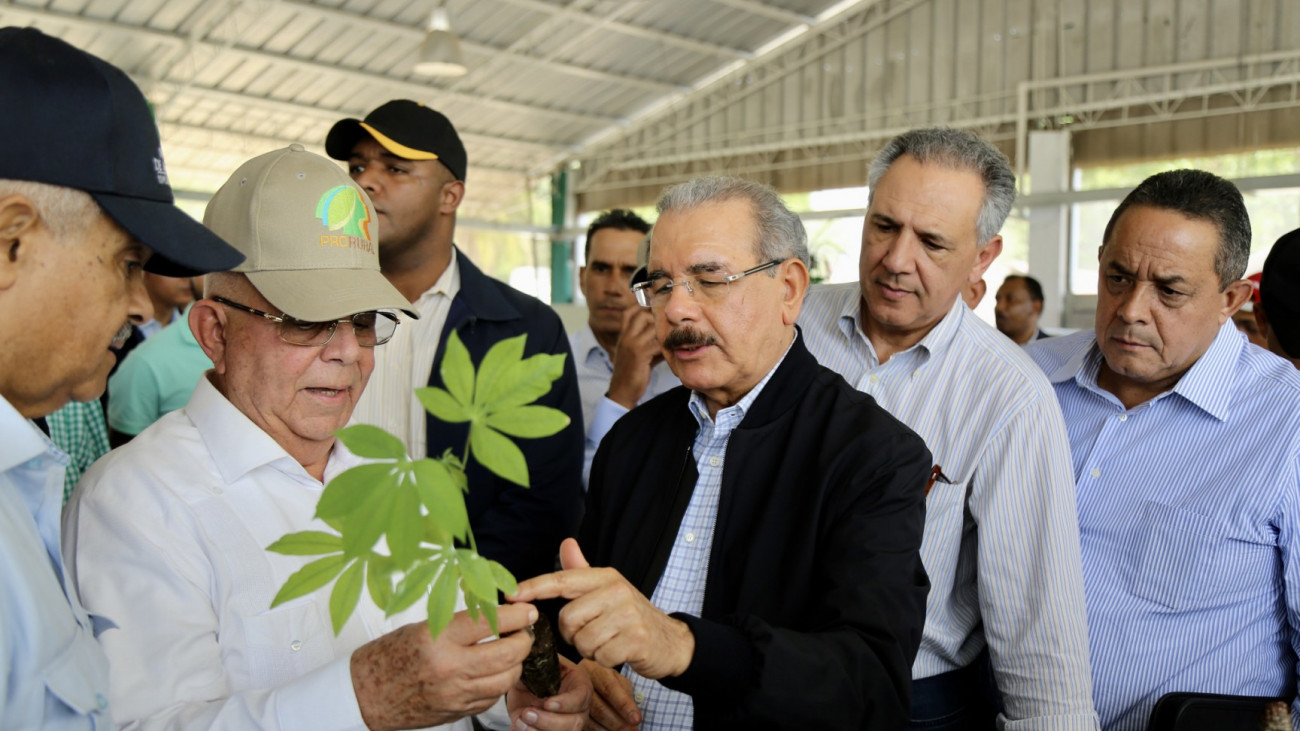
[
  {"x1": 510, "y1": 539, "x2": 694, "y2": 681},
  {"x1": 605, "y1": 308, "x2": 662, "y2": 410},
  {"x1": 580, "y1": 659, "x2": 641, "y2": 731},
  {"x1": 351, "y1": 604, "x2": 537, "y2": 731},
  {"x1": 506, "y1": 654, "x2": 594, "y2": 731}
]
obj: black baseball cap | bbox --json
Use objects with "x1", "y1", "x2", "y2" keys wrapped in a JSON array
[
  {"x1": 0, "y1": 27, "x2": 244, "y2": 276},
  {"x1": 1261, "y1": 228, "x2": 1300, "y2": 358},
  {"x1": 325, "y1": 100, "x2": 467, "y2": 181}
]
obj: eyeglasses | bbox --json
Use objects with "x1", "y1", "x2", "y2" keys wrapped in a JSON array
[
  {"x1": 212, "y1": 296, "x2": 399, "y2": 347},
  {"x1": 632, "y1": 259, "x2": 783, "y2": 309}
]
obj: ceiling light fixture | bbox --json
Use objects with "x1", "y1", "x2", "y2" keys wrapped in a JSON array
[{"x1": 413, "y1": 6, "x2": 466, "y2": 77}]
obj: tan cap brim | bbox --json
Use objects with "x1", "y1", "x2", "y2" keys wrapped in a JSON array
[{"x1": 247, "y1": 267, "x2": 419, "y2": 322}]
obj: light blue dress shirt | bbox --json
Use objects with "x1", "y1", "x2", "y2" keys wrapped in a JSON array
[
  {"x1": 622, "y1": 336, "x2": 791, "y2": 730},
  {"x1": 800, "y1": 283, "x2": 1098, "y2": 729},
  {"x1": 0, "y1": 395, "x2": 112, "y2": 728},
  {"x1": 1028, "y1": 323, "x2": 1300, "y2": 731}
]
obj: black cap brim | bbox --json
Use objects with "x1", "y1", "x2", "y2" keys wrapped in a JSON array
[{"x1": 93, "y1": 191, "x2": 245, "y2": 277}]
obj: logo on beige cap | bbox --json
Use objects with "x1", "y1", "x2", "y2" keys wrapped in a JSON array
[{"x1": 315, "y1": 185, "x2": 373, "y2": 253}]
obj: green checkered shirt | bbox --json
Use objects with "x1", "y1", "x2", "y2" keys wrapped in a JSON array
[{"x1": 46, "y1": 399, "x2": 110, "y2": 505}]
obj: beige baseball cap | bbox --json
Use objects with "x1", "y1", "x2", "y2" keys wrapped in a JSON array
[{"x1": 203, "y1": 144, "x2": 417, "y2": 321}]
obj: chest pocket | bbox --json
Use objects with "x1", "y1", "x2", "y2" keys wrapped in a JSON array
[
  {"x1": 239, "y1": 601, "x2": 334, "y2": 690},
  {"x1": 44, "y1": 636, "x2": 111, "y2": 730},
  {"x1": 1123, "y1": 500, "x2": 1271, "y2": 612}
]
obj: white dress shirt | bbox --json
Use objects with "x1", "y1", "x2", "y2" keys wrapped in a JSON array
[
  {"x1": 65, "y1": 376, "x2": 503, "y2": 730},
  {"x1": 799, "y1": 283, "x2": 1099, "y2": 729},
  {"x1": 351, "y1": 250, "x2": 459, "y2": 459},
  {"x1": 569, "y1": 323, "x2": 679, "y2": 486},
  {"x1": 1, "y1": 395, "x2": 112, "y2": 729}
]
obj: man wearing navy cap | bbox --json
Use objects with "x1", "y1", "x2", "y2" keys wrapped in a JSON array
[
  {"x1": 326, "y1": 101, "x2": 584, "y2": 582},
  {"x1": 0, "y1": 26, "x2": 243, "y2": 728}
]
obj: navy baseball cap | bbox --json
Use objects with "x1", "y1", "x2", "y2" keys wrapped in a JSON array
[
  {"x1": 1261, "y1": 228, "x2": 1300, "y2": 358},
  {"x1": 325, "y1": 100, "x2": 467, "y2": 181},
  {"x1": 0, "y1": 27, "x2": 244, "y2": 276}
]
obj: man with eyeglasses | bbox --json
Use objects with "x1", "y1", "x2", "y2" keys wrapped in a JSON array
[
  {"x1": 64, "y1": 146, "x2": 591, "y2": 731},
  {"x1": 512, "y1": 176, "x2": 932, "y2": 729},
  {"x1": 798, "y1": 128, "x2": 1097, "y2": 730}
]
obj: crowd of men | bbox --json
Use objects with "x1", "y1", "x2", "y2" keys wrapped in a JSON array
[{"x1": 4, "y1": 24, "x2": 1300, "y2": 731}]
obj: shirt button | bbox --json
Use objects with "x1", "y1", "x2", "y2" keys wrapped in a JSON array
[
  {"x1": 634, "y1": 691, "x2": 646, "y2": 704},
  {"x1": 708, "y1": 456, "x2": 720, "y2": 467},
  {"x1": 96, "y1": 693, "x2": 109, "y2": 711},
  {"x1": 290, "y1": 640, "x2": 303, "y2": 652},
  {"x1": 869, "y1": 374, "x2": 880, "y2": 384},
  {"x1": 684, "y1": 532, "x2": 696, "y2": 543},
  {"x1": 1090, "y1": 468, "x2": 1100, "y2": 478},
  {"x1": 1118, "y1": 413, "x2": 1128, "y2": 422}
]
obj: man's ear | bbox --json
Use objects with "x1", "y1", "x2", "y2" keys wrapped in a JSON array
[
  {"x1": 1219, "y1": 279, "x2": 1255, "y2": 325},
  {"x1": 189, "y1": 300, "x2": 230, "y2": 374},
  {"x1": 0, "y1": 195, "x2": 42, "y2": 291},
  {"x1": 781, "y1": 258, "x2": 811, "y2": 326},
  {"x1": 973, "y1": 235, "x2": 1003, "y2": 281},
  {"x1": 440, "y1": 180, "x2": 465, "y2": 215}
]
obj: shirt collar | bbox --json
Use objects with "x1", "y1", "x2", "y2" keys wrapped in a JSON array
[
  {"x1": 1052, "y1": 321, "x2": 1242, "y2": 421},
  {"x1": 688, "y1": 331, "x2": 797, "y2": 429},
  {"x1": 415, "y1": 248, "x2": 459, "y2": 305},
  {"x1": 576, "y1": 324, "x2": 612, "y2": 371},
  {"x1": 841, "y1": 293, "x2": 966, "y2": 367},
  {"x1": 0, "y1": 394, "x2": 52, "y2": 473}
]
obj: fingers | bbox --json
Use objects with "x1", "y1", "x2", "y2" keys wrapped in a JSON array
[
  {"x1": 441, "y1": 603, "x2": 538, "y2": 645},
  {"x1": 509, "y1": 656, "x2": 593, "y2": 731},
  {"x1": 560, "y1": 538, "x2": 589, "y2": 570},
  {"x1": 582, "y1": 659, "x2": 640, "y2": 728},
  {"x1": 511, "y1": 566, "x2": 620, "y2": 603}
]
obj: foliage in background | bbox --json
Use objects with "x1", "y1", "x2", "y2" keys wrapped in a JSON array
[{"x1": 266, "y1": 331, "x2": 569, "y2": 639}]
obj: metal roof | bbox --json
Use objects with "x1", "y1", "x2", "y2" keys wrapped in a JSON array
[{"x1": 2, "y1": 0, "x2": 864, "y2": 220}]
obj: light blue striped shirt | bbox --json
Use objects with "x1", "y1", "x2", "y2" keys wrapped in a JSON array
[
  {"x1": 623, "y1": 336, "x2": 791, "y2": 730},
  {"x1": 800, "y1": 283, "x2": 1098, "y2": 729},
  {"x1": 1027, "y1": 323, "x2": 1300, "y2": 731}
]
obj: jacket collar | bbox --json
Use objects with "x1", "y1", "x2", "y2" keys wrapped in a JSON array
[
  {"x1": 731, "y1": 328, "x2": 819, "y2": 431},
  {"x1": 449, "y1": 246, "x2": 522, "y2": 324}
]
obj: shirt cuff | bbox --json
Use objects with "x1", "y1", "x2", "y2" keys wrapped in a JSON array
[{"x1": 274, "y1": 655, "x2": 367, "y2": 731}]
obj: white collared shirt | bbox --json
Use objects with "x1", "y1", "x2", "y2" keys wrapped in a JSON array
[
  {"x1": 351, "y1": 250, "x2": 460, "y2": 459},
  {"x1": 64, "y1": 377, "x2": 496, "y2": 730}
]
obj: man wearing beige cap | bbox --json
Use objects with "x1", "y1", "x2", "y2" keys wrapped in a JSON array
[
  {"x1": 327, "y1": 101, "x2": 584, "y2": 582},
  {"x1": 64, "y1": 146, "x2": 590, "y2": 731}
]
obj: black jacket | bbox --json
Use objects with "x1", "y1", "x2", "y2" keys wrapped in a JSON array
[
  {"x1": 427, "y1": 251, "x2": 584, "y2": 580},
  {"x1": 583, "y1": 334, "x2": 931, "y2": 729}
]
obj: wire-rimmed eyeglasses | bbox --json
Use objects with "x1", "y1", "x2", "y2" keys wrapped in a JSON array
[
  {"x1": 632, "y1": 259, "x2": 783, "y2": 309},
  {"x1": 212, "y1": 296, "x2": 399, "y2": 347}
]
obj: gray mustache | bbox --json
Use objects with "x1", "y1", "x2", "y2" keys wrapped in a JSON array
[{"x1": 663, "y1": 328, "x2": 717, "y2": 350}]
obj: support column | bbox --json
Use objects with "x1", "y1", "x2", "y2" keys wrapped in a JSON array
[
  {"x1": 1026, "y1": 130, "x2": 1071, "y2": 328},
  {"x1": 550, "y1": 169, "x2": 575, "y2": 304}
]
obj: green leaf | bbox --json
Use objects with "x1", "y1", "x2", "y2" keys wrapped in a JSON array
[
  {"x1": 365, "y1": 553, "x2": 394, "y2": 611},
  {"x1": 334, "y1": 424, "x2": 407, "y2": 460},
  {"x1": 474, "y1": 334, "x2": 527, "y2": 407},
  {"x1": 488, "y1": 560, "x2": 517, "y2": 596},
  {"x1": 487, "y1": 353, "x2": 567, "y2": 409},
  {"x1": 342, "y1": 486, "x2": 396, "y2": 558},
  {"x1": 441, "y1": 454, "x2": 469, "y2": 494},
  {"x1": 426, "y1": 564, "x2": 460, "y2": 639},
  {"x1": 317, "y1": 463, "x2": 395, "y2": 519},
  {"x1": 469, "y1": 424, "x2": 529, "y2": 487},
  {"x1": 440, "y1": 330, "x2": 475, "y2": 407},
  {"x1": 464, "y1": 592, "x2": 481, "y2": 623},
  {"x1": 415, "y1": 386, "x2": 470, "y2": 424},
  {"x1": 387, "y1": 484, "x2": 424, "y2": 570},
  {"x1": 329, "y1": 559, "x2": 365, "y2": 635},
  {"x1": 270, "y1": 554, "x2": 350, "y2": 608},
  {"x1": 458, "y1": 549, "x2": 497, "y2": 600},
  {"x1": 387, "y1": 560, "x2": 440, "y2": 617},
  {"x1": 267, "y1": 531, "x2": 343, "y2": 556},
  {"x1": 485, "y1": 405, "x2": 571, "y2": 440},
  {"x1": 412, "y1": 459, "x2": 469, "y2": 541}
]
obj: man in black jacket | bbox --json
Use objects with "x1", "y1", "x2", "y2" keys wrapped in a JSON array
[
  {"x1": 326, "y1": 101, "x2": 584, "y2": 581},
  {"x1": 513, "y1": 176, "x2": 931, "y2": 730}
]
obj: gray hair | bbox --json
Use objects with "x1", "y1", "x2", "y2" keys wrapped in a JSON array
[
  {"x1": 867, "y1": 128, "x2": 1016, "y2": 245},
  {"x1": 0, "y1": 179, "x2": 99, "y2": 241},
  {"x1": 654, "y1": 176, "x2": 810, "y2": 268},
  {"x1": 1102, "y1": 169, "x2": 1250, "y2": 289}
]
